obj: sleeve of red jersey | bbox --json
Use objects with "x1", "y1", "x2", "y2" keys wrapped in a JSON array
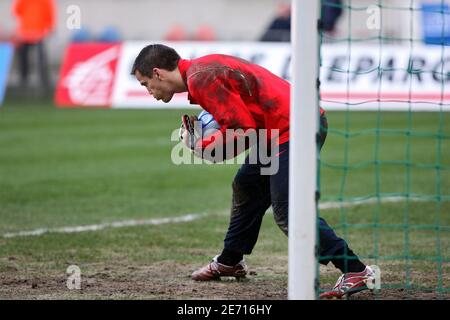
[{"x1": 189, "y1": 76, "x2": 257, "y2": 156}]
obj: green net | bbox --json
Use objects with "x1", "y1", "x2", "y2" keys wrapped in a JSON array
[{"x1": 317, "y1": 0, "x2": 450, "y2": 299}]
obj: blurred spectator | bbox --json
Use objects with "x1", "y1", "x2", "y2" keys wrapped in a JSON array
[
  {"x1": 260, "y1": 1, "x2": 342, "y2": 42},
  {"x1": 260, "y1": 3, "x2": 291, "y2": 42},
  {"x1": 321, "y1": 0, "x2": 343, "y2": 35},
  {"x1": 164, "y1": 25, "x2": 188, "y2": 41},
  {"x1": 12, "y1": 0, "x2": 56, "y2": 93},
  {"x1": 193, "y1": 25, "x2": 216, "y2": 41}
]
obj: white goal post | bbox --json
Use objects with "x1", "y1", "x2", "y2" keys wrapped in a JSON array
[{"x1": 289, "y1": 0, "x2": 320, "y2": 300}]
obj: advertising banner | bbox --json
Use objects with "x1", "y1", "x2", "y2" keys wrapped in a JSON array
[
  {"x1": 55, "y1": 41, "x2": 450, "y2": 111},
  {"x1": 421, "y1": 3, "x2": 450, "y2": 45},
  {"x1": 55, "y1": 43, "x2": 121, "y2": 107},
  {"x1": 111, "y1": 41, "x2": 290, "y2": 109}
]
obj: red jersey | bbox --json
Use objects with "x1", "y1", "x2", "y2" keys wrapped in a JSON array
[{"x1": 178, "y1": 54, "x2": 324, "y2": 151}]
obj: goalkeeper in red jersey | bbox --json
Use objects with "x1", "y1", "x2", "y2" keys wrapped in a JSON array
[{"x1": 131, "y1": 44, "x2": 378, "y2": 299}]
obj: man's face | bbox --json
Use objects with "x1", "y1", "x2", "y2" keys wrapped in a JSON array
[{"x1": 134, "y1": 69, "x2": 174, "y2": 103}]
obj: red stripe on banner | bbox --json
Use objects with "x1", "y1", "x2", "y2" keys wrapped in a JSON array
[
  {"x1": 321, "y1": 92, "x2": 450, "y2": 101},
  {"x1": 125, "y1": 91, "x2": 189, "y2": 98},
  {"x1": 126, "y1": 90, "x2": 148, "y2": 97},
  {"x1": 125, "y1": 91, "x2": 450, "y2": 100}
]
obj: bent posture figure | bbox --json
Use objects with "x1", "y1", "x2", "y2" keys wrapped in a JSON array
[{"x1": 131, "y1": 44, "x2": 378, "y2": 299}]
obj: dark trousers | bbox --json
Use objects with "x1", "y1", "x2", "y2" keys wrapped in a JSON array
[
  {"x1": 223, "y1": 115, "x2": 347, "y2": 265},
  {"x1": 17, "y1": 41, "x2": 50, "y2": 91}
]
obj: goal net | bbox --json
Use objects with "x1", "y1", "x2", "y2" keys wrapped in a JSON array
[{"x1": 316, "y1": 0, "x2": 450, "y2": 299}]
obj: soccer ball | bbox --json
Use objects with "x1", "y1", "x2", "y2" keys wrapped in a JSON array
[{"x1": 198, "y1": 110, "x2": 221, "y2": 136}]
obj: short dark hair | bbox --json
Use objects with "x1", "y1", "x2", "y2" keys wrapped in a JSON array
[{"x1": 131, "y1": 44, "x2": 181, "y2": 78}]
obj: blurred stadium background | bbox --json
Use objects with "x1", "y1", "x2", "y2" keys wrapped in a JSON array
[
  {"x1": 0, "y1": 0, "x2": 436, "y2": 95},
  {"x1": 0, "y1": 0, "x2": 449, "y2": 299}
]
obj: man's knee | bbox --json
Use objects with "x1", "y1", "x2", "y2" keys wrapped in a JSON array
[
  {"x1": 232, "y1": 173, "x2": 244, "y2": 192},
  {"x1": 272, "y1": 202, "x2": 289, "y2": 235},
  {"x1": 232, "y1": 168, "x2": 263, "y2": 196},
  {"x1": 231, "y1": 173, "x2": 251, "y2": 202},
  {"x1": 231, "y1": 172, "x2": 260, "y2": 214}
]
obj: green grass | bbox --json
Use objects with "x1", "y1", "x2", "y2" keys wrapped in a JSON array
[
  {"x1": 0, "y1": 98, "x2": 449, "y2": 299},
  {"x1": 0, "y1": 100, "x2": 239, "y2": 233}
]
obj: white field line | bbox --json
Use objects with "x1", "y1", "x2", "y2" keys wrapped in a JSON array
[
  {"x1": 2, "y1": 196, "x2": 432, "y2": 239},
  {"x1": 318, "y1": 195, "x2": 428, "y2": 210},
  {"x1": 2, "y1": 213, "x2": 208, "y2": 239}
]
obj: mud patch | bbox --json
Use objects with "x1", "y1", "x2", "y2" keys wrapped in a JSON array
[{"x1": 0, "y1": 258, "x2": 448, "y2": 300}]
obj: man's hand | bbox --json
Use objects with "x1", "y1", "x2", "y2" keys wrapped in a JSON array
[{"x1": 179, "y1": 115, "x2": 198, "y2": 150}]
